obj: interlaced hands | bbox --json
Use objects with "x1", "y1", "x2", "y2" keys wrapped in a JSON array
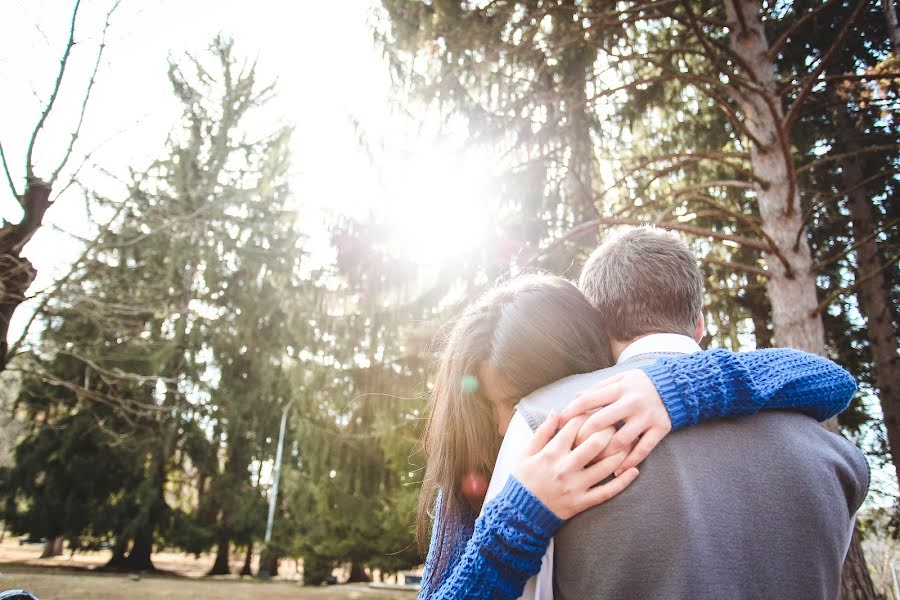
[
  {"x1": 513, "y1": 412, "x2": 639, "y2": 520},
  {"x1": 560, "y1": 369, "x2": 673, "y2": 476}
]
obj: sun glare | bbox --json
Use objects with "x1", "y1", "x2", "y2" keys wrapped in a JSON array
[{"x1": 382, "y1": 146, "x2": 495, "y2": 264}]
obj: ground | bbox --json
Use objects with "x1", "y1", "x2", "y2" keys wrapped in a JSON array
[{"x1": 0, "y1": 538, "x2": 414, "y2": 600}]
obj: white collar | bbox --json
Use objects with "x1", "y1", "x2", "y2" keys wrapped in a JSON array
[{"x1": 616, "y1": 333, "x2": 702, "y2": 364}]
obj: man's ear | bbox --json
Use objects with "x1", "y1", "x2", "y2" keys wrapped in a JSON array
[{"x1": 694, "y1": 313, "x2": 705, "y2": 343}]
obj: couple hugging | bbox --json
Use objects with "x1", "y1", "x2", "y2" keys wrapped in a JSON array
[{"x1": 416, "y1": 226, "x2": 869, "y2": 599}]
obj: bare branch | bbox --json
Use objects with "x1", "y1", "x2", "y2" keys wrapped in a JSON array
[
  {"x1": 26, "y1": 0, "x2": 82, "y2": 180},
  {"x1": 0, "y1": 140, "x2": 18, "y2": 201},
  {"x1": 782, "y1": 0, "x2": 869, "y2": 133},
  {"x1": 49, "y1": 0, "x2": 122, "y2": 186},
  {"x1": 6, "y1": 201, "x2": 127, "y2": 359}
]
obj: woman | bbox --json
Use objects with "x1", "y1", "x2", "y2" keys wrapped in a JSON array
[{"x1": 418, "y1": 274, "x2": 855, "y2": 599}]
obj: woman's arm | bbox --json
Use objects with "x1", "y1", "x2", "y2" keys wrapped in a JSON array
[
  {"x1": 561, "y1": 347, "x2": 856, "y2": 472},
  {"x1": 643, "y1": 347, "x2": 856, "y2": 428},
  {"x1": 420, "y1": 477, "x2": 561, "y2": 600},
  {"x1": 420, "y1": 414, "x2": 638, "y2": 600}
]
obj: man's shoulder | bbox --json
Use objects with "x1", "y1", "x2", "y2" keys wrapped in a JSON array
[{"x1": 516, "y1": 354, "x2": 670, "y2": 431}]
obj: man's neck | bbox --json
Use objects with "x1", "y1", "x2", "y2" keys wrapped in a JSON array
[{"x1": 612, "y1": 333, "x2": 702, "y2": 364}]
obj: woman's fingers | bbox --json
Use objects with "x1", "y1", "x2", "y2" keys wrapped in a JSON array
[
  {"x1": 604, "y1": 418, "x2": 646, "y2": 456},
  {"x1": 545, "y1": 414, "x2": 586, "y2": 455},
  {"x1": 564, "y1": 430, "x2": 614, "y2": 469},
  {"x1": 578, "y1": 468, "x2": 640, "y2": 512},
  {"x1": 615, "y1": 426, "x2": 667, "y2": 475},
  {"x1": 524, "y1": 410, "x2": 560, "y2": 457},
  {"x1": 578, "y1": 449, "x2": 628, "y2": 486},
  {"x1": 573, "y1": 402, "x2": 632, "y2": 447},
  {"x1": 561, "y1": 379, "x2": 623, "y2": 422}
]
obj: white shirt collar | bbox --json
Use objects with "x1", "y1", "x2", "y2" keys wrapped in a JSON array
[{"x1": 616, "y1": 333, "x2": 702, "y2": 364}]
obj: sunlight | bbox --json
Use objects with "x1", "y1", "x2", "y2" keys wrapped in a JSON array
[{"x1": 382, "y1": 145, "x2": 495, "y2": 264}]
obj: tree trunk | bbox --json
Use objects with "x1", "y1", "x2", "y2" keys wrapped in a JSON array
[
  {"x1": 240, "y1": 542, "x2": 254, "y2": 577},
  {"x1": 830, "y1": 94, "x2": 900, "y2": 486},
  {"x1": 104, "y1": 534, "x2": 129, "y2": 570},
  {"x1": 123, "y1": 525, "x2": 155, "y2": 571},
  {"x1": 725, "y1": 2, "x2": 876, "y2": 597},
  {"x1": 347, "y1": 561, "x2": 371, "y2": 583},
  {"x1": 40, "y1": 535, "x2": 63, "y2": 558},
  {"x1": 267, "y1": 553, "x2": 280, "y2": 578},
  {"x1": 884, "y1": 0, "x2": 900, "y2": 54},
  {"x1": 208, "y1": 537, "x2": 231, "y2": 576},
  {"x1": 0, "y1": 178, "x2": 52, "y2": 372},
  {"x1": 840, "y1": 527, "x2": 879, "y2": 600}
]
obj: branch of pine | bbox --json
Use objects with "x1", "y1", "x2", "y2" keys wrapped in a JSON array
[
  {"x1": 782, "y1": 0, "x2": 869, "y2": 134},
  {"x1": 767, "y1": 0, "x2": 841, "y2": 62}
]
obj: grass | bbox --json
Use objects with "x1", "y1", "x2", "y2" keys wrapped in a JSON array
[
  {"x1": 0, "y1": 568, "x2": 411, "y2": 599},
  {"x1": 0, "y1": 538, "x2": 415, "y2": 600}
]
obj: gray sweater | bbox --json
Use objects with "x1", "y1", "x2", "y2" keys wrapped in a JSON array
[{"x1": 517, "y1": 356, "x2": 870, "y2": 600}]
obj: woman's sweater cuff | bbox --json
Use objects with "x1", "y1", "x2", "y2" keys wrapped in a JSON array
[
  {"x1": 640, "y1": 361, "x2": 692, "y2": 430},
  {"x1": 502, "y1": 476, "x2": 565, "y2": 536}
]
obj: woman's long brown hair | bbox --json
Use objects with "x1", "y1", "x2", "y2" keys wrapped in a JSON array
[{"x1": 417, "y1": 274, "x2": 612, "y2": 588}]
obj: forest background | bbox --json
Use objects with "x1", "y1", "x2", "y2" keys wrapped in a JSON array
[{"x1": 0, "y1": 0, "x2": 897, "y2": 598}]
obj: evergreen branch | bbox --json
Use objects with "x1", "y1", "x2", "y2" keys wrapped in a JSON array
[
  {"x1": 59, "y1": 349, "x2": 176, "y2": 386},
  {"x1": 799, "y1": 169, "x2": 895, "y2": 241},
  {"x1": 767, "y1": 0, "x2": 841, "y2": 62},
  {"x1": 813, "y1": 217, "x2": 900, "y2": 272},
  {"x1": 682, "y1": 194, "x2": 762, "y2": 229},
  {"x1": 796, "y1": 144, "x2": 900, "y2": 175},
  {"x1": 679, "y1": 1, "x2": 745, "y2": 86},
  {"x1": 589, "y1": 73, "x2": 742, "y2": 106},
  {"x1": 0, "y1": 139, "x2": 18, "y2": 201},
  {"x1": 780, "y1": 72, "x2": 900, "y2": 96},
  {"x1": 49, "y1": 0, "x2": 122, "y2": 186},
  {"x1": 26, "y1": 0, "x2": 82, "y2": 180},
  {"x1": 814, "y1": 251, "x2": 900, "y2": 315},
  {"x1": 521, "y1": 215, "x2": 772, "y2": 270},
  {"x1": 11, "y1": 365, "x2": 170, "y2": 419},
  {"x1": 782, "y1": 0, "x2": 869, "y2": 134},
  {"x1": 701, "y1": 256, "x2": 769, "y2": 278}
]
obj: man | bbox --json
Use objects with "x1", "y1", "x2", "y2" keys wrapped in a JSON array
[{"x1": 484, "y1": 226, "x2": 869, "y2": 599}]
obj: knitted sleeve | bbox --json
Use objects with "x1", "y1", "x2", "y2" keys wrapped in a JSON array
[
  {"x1": 640, "y1": 348, "x2": 856, "y2": 430},
  {"x1": 419, "y1": 477, "x2": 563, "y2": 600}
]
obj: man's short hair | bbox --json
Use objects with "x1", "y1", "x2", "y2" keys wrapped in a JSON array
[{"x1": 579, "y1": 225, "x2": 704, "y2": 341}]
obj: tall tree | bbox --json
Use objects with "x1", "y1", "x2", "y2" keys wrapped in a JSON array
[{"x1": 377, "y1": 1, "x2": 893, "y2": 595}]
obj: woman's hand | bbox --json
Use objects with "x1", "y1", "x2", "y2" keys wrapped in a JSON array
[
  {"x1": 513, "y1": 411, "x2": 639, "y2": 520},
  {"x1": 560, "y1": 369, "x2": 672, "y2": 475}
]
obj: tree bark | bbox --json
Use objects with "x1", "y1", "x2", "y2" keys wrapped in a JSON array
[
  {"x1": 240, "y1": 542, "x2": 254, "y2": 577},
  {"x1": 725, "y1": 2, "x2": 876, "y2": 597},
  {"x1": 884, "y1": 0, "x2": 900, "y2": 54},
  {"x1": 347, "y1": 561, "x2": 371, "y2": 583},
  {"x1": 208, "y1": 536, "x2": 231, "y2": 576},
  {"x1": 123, "y1": 526, "x2": 155, "y2": 571},
  {"x1": 40, "y1": 535, "x2": 63, "y2": 558},
  {"x1": 840, "y1": 527, "x2": 879, "y2": 600},
  {"x1": 830, "y1": 94, "x2": 900, "y2": 486},
  {"x1": 103, "y1": 534, "x2": 129, "y2": 570},
  {"x1": 0, "y1": 178, "x2": 52, "y2": 371}
]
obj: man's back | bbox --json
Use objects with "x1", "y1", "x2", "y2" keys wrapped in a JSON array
[{"x1": 517, "y1": 367, "x2": 869, "y2": 600}]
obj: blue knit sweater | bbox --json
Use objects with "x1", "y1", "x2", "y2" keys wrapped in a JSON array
[{"x1": 419, "y1": 348, "x2": 856, "y2": 599}]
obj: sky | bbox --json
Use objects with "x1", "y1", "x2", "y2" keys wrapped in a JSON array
[{"x1": 1, "y1": 0, "x2": 499, "y2": 341}]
